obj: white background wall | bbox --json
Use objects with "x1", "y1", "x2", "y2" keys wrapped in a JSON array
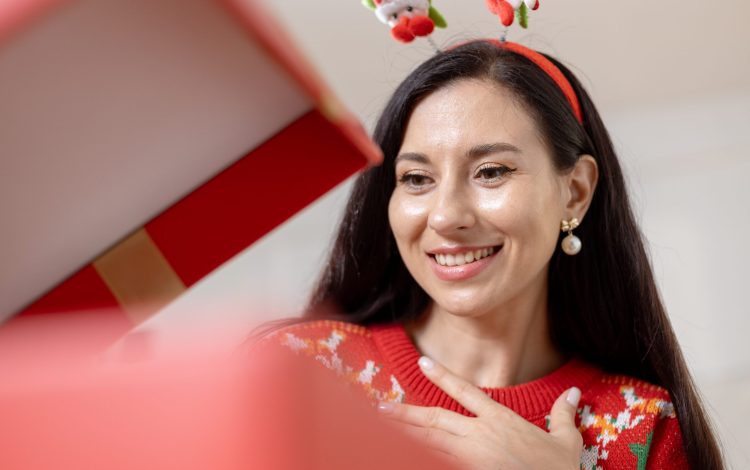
[{"x1": 141, "y1": 1, "x2": 750, "y2": 466}]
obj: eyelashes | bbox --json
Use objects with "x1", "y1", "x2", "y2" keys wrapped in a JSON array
[
  {"x1": 475, "y1": 164, "x2": 518, "y2": 181},
  {"x1": 397, "y1": 164, "x2": 518, "y2": 190},
  {"x1": 398, "y1": 172, "x2": 430, "y2": 187}
]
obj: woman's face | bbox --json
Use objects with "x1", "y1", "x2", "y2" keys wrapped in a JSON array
[{"x1": 388, "y1": 79, "x2": 568, "y2": 318}]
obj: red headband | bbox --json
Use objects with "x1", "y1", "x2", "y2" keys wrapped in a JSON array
[{"x1": 454, "y1": 39, "x2": 583, "y2": 125}]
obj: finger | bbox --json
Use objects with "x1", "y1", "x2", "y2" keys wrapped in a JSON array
[
  {"x1": 418, "y1": 356, "x2": 499, "y2": 417},
  {"x1": 548, "y1": 386, "x2": 584, "y2": 452},
  {"x1": 377, "y1": 402, "x2": 469, "y2": 436},
  {"x1": 396, "y1": 422, "x2": 464, "y2": 460}
]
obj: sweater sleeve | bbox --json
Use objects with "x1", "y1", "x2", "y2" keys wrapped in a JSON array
[{"x1": 645, "y1": 414, "x2": 689, "y2": 470}]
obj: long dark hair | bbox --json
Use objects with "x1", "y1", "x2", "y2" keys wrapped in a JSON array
[{"x1": 278, "y1": 41, "x2": 723, "y2": 469}]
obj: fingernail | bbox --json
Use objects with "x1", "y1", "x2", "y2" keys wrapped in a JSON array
[
  {"x1": 566, "y1": 386, "x2": 581, "y2": 407},
  {"x1": 418, "y1": 356, "x2": 434, "y2": 371},
  {"x1": 377, "y1": 402, "x2": 394, "y2": 414}
]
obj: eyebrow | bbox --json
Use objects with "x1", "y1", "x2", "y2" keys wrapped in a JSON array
[{"x1": 395, "y1": 142, "x2": 521, "y2": 165}]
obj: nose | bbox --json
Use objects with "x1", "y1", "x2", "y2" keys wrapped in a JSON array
[{"x1": 427, "y1": 180, "x2": 477, "y2": 234}]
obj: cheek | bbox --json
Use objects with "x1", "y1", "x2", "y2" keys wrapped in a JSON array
[
  {"x1": 473, "y1": 188, "x2": 534, "y2": 234},
  {"x1": 388, "y1": 192, "x2": 429, "y2": 247},
  {"x1": 478, "y1": 183, "x2": 560, "y2": 249}
]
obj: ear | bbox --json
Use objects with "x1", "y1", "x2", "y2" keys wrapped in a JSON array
[{"x1": 563, "y1": 154, "x2": 598, "y2": 222}]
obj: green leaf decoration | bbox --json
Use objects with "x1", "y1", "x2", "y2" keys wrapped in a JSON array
[
  {"x1": 429, "y1": 6, "x2": 447, "y2": 28},
  {"x1": 362, "y1": 0, "x2": 376, "y2": 11},
  {"x1": 516, "y1": 3, "x2": 529, "y2": 29},
  {"x1": 628, "y1": 431, "x2": 654, "y2": 470}
]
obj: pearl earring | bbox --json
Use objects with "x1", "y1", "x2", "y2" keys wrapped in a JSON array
[{"x1": 560, "y1": 218, "x2": 582, "y2": 255}]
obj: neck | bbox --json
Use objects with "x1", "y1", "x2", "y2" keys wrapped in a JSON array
[{"x1": 405, "y1": 276, "x2": 566, "y2": 388}]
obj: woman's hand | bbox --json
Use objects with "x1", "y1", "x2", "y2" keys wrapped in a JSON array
[{"x1": 376, "y1": 356, "x2": 583, "y2": 470}]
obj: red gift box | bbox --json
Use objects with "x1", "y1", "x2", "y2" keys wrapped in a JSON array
[{"x1": 0, "y1": 0, "x2": 381, "y2": 326}]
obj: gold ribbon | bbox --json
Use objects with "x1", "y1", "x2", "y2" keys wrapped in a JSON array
[{"x1": 93, "y1": 228, "x2": 186, "y2": 324}]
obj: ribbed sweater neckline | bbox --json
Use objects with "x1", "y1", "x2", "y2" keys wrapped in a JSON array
[{"x1": 369, "y1": 322, "x2": 602, "y2": 419}]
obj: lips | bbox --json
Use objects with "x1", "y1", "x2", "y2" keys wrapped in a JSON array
[{"x1": 427, "y1": 245, "x2": 502, "y2": 281}]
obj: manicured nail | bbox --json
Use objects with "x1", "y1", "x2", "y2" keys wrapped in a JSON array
[
  {"x1": 377, "y1": 402, "x2": 394, "y2": 414},
  {"x1": 418, "y1": 356, "x2": 434, "y2": 371},
  {"x1": 566, "y1": 386, "x2": 581, "y2": 407}
]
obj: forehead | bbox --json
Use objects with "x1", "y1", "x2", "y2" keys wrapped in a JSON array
[{"x1": 399, "y1": 79, "x2": 546, "y2": 161}]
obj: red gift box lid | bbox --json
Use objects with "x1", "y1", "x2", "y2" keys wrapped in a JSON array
[{"x1": 0, "y1": 0, "x2": 382, "y2": 325}]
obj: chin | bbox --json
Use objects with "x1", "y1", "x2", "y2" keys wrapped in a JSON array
[{"x1": 432, "y1": 295, "x2": 488, "y2": 318}]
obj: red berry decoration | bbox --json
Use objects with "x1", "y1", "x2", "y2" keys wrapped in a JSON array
[
  {"x1": 486, "y1": 0, "x2": 515, "y2": 27},
  {"x1": 409, "y1": 15, "x2": 435, "y2": 37}
]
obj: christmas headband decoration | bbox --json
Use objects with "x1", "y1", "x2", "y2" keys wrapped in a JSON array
[
  {"x1": 362, "y1": 0, "x2": 447, "y2": 44},
  {"x1": 486, "y1": 0, "x2": 540, "y2": 29},
  {"x1": 361, "y1": 0, "x2": 583, "y2": 125}
]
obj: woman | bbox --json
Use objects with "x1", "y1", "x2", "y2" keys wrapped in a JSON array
[{"x1": 257, "y1": 40, "x2": 724, "y2": 469}]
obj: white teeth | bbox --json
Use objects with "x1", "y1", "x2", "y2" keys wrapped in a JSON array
[{"x1": 433, "y1": 247, "x2": 499, "y2": 267}]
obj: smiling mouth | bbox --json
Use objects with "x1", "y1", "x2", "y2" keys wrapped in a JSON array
[{"x1": 429, "y1": 245, "x2": 503, "y2": 267}]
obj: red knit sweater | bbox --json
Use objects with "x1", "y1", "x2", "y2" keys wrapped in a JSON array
[{"x1": 263, "y1": 319, "x2": 689, "y2": 469}]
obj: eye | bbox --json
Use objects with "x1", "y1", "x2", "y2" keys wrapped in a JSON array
[
  {"x1": 475, "y1": 164, "x2": 517, "y2": 182},
  {"x1": 406, "y1": 6, "x2": 413, "y2": 12},
  {"x1": 392, "y1": 13, "x2": 399, "y2": 19},
  {"x1": 398, "y1": 172, "x2": 433, "y2": 190}
]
